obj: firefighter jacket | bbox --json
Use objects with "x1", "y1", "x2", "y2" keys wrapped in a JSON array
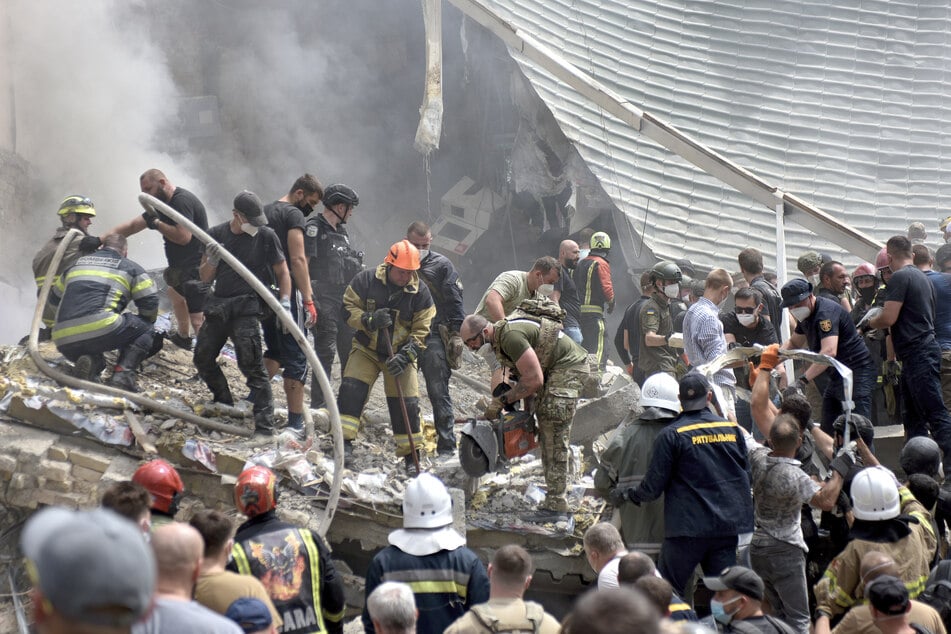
[
  {"x1": 50, "y1": 248, "x2": 158, "y2": 346},
  {"x1": 814, "y1": 486, "x2": 937, "y2": 619},
  {"x1": 362, "y1": 543, "x2": 490, "y2": 634},
  {"x1": 304, "y1": 214, "x2": 363, "y2": 292},
  {"x1": 574, "y1": 253, "x2": 614, "y2": 316},
  {"x1": 417, "y1": 251, "x2": 465, "y2": 332},
  {"x1": 33, "y1": 227, "x2": 98, "y2": 326},
  {"x1": 628, "y1": 407, "x2": 754, "y2": 538},
  {"x1": 343, "y1": 264, "x2": 436, "y2": 359},
  {"x1": 229, "y1": 511, "x2": 346, "y2": 634}
]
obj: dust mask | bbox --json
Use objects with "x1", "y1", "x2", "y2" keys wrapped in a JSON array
[
  {"x1": 807, "y1": 274, "x2": 820, "y2": 287},
  {"x1": 710, "y1": 597, "x2": 742, "y2": 625},
  {"x1": 790, "y1": 306, "x2": 811, "y2": 321},
  {"x1": 240, "y1": 223, "x2": 259, "y2": 237},
  {"x1": 663, "y1": 283, "x2": 680, "y2": 299},
  {"x1": 578, "y1": 248, "x2": 590, "y2": 259},
  {"x1": 737, "y1": 313, "x2": 756, "y2": 327},
  {"x1": 417, "y1": 249, "x2": 430, "y2": 261},
  {"x1": 537, "y1": 284, "x2": 554, "y2": 297}
]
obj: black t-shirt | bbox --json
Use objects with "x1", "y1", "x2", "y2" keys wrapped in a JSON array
[
  {"x1": 156, "y1": 187, "x2": 208, "y2": 269},
  {"x1": 264, "y1": 201, "x2": 306, "y2": 285},
  {"x1": 615, "y1": 296, "x2": 649, "y2": 364},
  {"x1": 750, "y1": 275, "x2": 783, "y2": 339},
  {"x1": 555, "y1": 264, "x2": 582, "y2": 327},
  {"x1": 720, "y1": 311, "x2": 778, "y2": 347},
  {"x1": 794, "y1": 296, "x2": 870, "y2": 371},
  {"x1": 207, "y1": 222, "x2": 285, "y2": 298},
  {"x1": 886, "y1": 264, "x2": 938, "y2": 353}
]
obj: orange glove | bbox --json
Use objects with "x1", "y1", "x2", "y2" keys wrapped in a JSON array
[
  {"x1": 625, "y1": 363, "x2": 634, "y2": 376},
  {"x1": 758, "y1": 344, "x2": 781, "y2": 371},
  {"x1": 747, "y1": 362, "x2": 759, "y2": 388}
]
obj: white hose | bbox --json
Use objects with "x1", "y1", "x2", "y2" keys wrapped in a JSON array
[{"x1": 137, "y1": 193, "x2": 344, "y2": 536}]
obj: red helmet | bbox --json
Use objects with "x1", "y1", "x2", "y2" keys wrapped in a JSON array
[
  {"x1": 132, "y1": 459, "x2": 184, "y2": 514},
  {"x1": 235, "y1": 466, "x2": 278, "y2": 518},
  {"x1": 852, "y1": 262, "x2": 876, "y2": 280},
  {"x1": 875, "y1": 247, "x2": 890, "y2": 270}
]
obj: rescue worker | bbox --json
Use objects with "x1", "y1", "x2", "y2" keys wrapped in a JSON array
[
  {"x1": 797, "y1": 251, "x2": 823, "y2": 288},
  {"x1": 551, "y1": 239, "x2": 583, "y2": 345},
  {"x1": 460, "y1": 308, "x2": 589, "y2": 522},
  {"x1": 637, "y1": 260, "x2": 682, "y2": 379},
  {"x1": 909, "y1": 221, "x2": 929, "y2": 246},
  {"x1": 363, "y1": 473, "x2": 489, "y2": 634},
  {"x1": 303, "y1": 183, "x2": 363, "y2": 407},
  {"x1": 615, "y1": 270, "x2": 653, "y2": 382},
  {"x1": 108, "y1": 169, "x2": 209, "y2": 350},
  {"x1": 818, "y1": 260, "x2": 853, "y2": 313},
  {"x1": 194, "y1": 191, "x2": 291, "y2": 434},
  {"x1": 850, "y1": 262, "x2": 878, "y2": 325},
  {"x1": 262, "y1": 175, "x2": 323, "y2": 438},
  {"x1": 132, "y1": 458, "x2": 185, "y2": 529},
  {"x1": 941, "y1": 215, "x2": 951, "y2": 244},
  {"x1": 595, "y1": 372, "x2": 681, "y2": 554},
  {"x1": 737, "y1": 247, "x2": 783, "y2": 339},
  {"x1": 49, "y1": 233, "x2": 159, "y2": 390},
  {"x1": 813, "y1": 466, "x2": 937, "y2": 628},
  {"x1": 229, "y1": 466, "x2": 346, "y2": 634},
  {"x1": 336, "y1": 240, "x2": 435, "y2": 472},
  {"x1": 573, "y1": 230, "x2": 615, "y2": 369},
  {"x1": 613, "y1": 372, "x2": 754, "y2": 597},
  {"x1": 406, "y1": 221, "x2": 465, "y2": 457},
  {"x1": 32, "y1": 195, "x2": 102, "y2": 336}
]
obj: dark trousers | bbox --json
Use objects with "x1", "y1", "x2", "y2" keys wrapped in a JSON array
[
  {"x1": 658, "y1": 534, "x2": 738, "y2": 597},
  {"x1": 419, "y1": 330, "x2": 455, "y2": 452},
  {"x1": 901, "y1": 344, "x2": 951, "y2": 455},
  {"x1": 194, "y1": 309, "x2": 271, "y2": 417},
  {"x1": 58, "y1": 313, "x2": 154, "y2": 362},
  {"x1": 312, "y1": 290, "x2": 353, "y2": 406},
  {"x1": 820, "y1": 361, "x2": 875, "y2": 430}
]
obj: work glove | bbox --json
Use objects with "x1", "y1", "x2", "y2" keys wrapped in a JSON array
[
  {"x1": 79, "y1": 235, "x2": 102, "y2": 252},
  {"x1": 140, "y1": 207, "x2": 160, "y2": 230},
  {"x1": 830, "y1": 444, "x2": 856, "y2": 478},
  {"x1": 795, "y1": 376, "x2": 810, "y2": 393},
  {"x1": 606, "y1": 299, "x2": 616, "y2": 315},
  {"x1": 362, "y1": 308, "x2": 392, "y2": 332},
  {"x1": 447, "y1": 332, "x2": 464, "y2": 370},
  {"x1": 278, "y1": 298, "x2": 292, "y2": 334},
  {"x1": 883, "y1": 360, "x2": 902, "y2": 386},
  {"x1": 857, "y1": 306, "x2": 883, "y2": 333},
  {"x1": 385, "y1": 340, "x2": 419, "y2": 376},
  {"x1": 758, "y1": 343, "x2": 781, "y2": 371},
  {"x1": 204, "y1": 242, "x2": 223, "y2": 267},
  {"x1": 303, "y1": 300, "x2": 318, "y2": 329},
  {"x1": 626, "y1": 362, "x2": 634, "y2": 377},
  {"x1": 483, "y1": 396, "x2": 506, "y2": 420},
  {"x1": 608, "y1": 487, "x2": 628, "y2": 506},
  {"x1": 667, "y1": 332, "x2": 684, "y2": 348}
]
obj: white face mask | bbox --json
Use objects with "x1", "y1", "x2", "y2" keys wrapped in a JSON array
[
  {"x1": 807, "y1": 274, "x2": 820, "y2": 287},
  {"x1": 578, "y1": 249, "x2": 590, "y2": 259},
  {"x1": 240, "y1": 222, "x2": 259, "y2": 237},
  {"x1": 537, "y1": 284, "x2": 554, "y2": 297},
  {"x1": 663, "y1": 283, "x2": 680, "y2": 299},
  {"x1": 417, "y1": 249, "x2": 430, "y2": 261},
  {"x1": 737, "y1": 313, "x2": 756, "y2": 327},
  {"x1": 790, "y1": 306, "x2": 811, "y2": 321}
]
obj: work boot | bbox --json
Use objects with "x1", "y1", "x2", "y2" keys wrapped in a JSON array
[
  {"x1": 343, "y1": 440, "x2": 354, "y2": 468},
  {"x1": 403, "y1": 450, "x2": 423, "y2": 476},
  {"x1": 73, "y1": 354, "x2": 106, "y2": 382},
  {"x1": 521, "y1": 507, "x2": 570, "y2": 525},
  {"x1": 107, "y1": 369, "x2": 139, "y2": 392},
  {"x1": 436, "y1": 440, "x2": 456, "y2": 458},
  {"x1": 253, "y1": 411, "x2": 276, "y2": 435},
  {"x1": 167, "y1": 332, "x2": 193, "y2": 351}
]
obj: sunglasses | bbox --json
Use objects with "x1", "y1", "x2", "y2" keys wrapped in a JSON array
[
  {"x1": 735, "y1": 307, "x2": 756, "y2": 314},
  {"x1": 464, "y1": 333, "x2": 483, "y2": 346}
]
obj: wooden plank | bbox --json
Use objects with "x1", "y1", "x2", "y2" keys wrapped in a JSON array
[{"x1": 125, "y1": 410, "x2": 157, "y2": 454}]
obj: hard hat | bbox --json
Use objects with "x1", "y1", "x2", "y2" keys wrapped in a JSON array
[
  {"x1": 402, "y1": 473, "x2": 453, "y2": 529},
  {"x1": 649, "y1": 261, "x2": 682, "y2": 283},
  {"x1": 852, "y1": 263, "x2": 876, "y2": 280},
  {"x1": 940, "y1": 216, "x2": 951, "y2": 232},
  {"x1": 875, "y1": 247, "x2": 890, "y2": 270},
  {"x1": 900, "y1": 436, "x2": 942, "y2": 479},
  {"x1": 132, "y1": 459, "x2": 184, "y2": 514},
  {"x1": 832, "y1": 413, "x2": 875, "y2": 447},
  {"x1": 234, "y1": 466, "x2": 278, "y2": 518},
  {"x1": 322, "y1": 184, "x2": 360, "y2": 209},
  {"x1": 384, "y1": 239, "x2": 420, "y2": 271},
  {"x1": 796, "y1": 251, "x2": 822, "y2": 275},
  {"x1": 590, "y1": 231, "x2": 611, "y2": 250},
  {"x1": 851, "y1": 466, "x2": 900, "y2": 521},
  {"x1": 57, "y1": 195, "x2": 96, "y2": 217},
  {"x1": 639, "y1": 373, "x2": 680, "y2": 413}
]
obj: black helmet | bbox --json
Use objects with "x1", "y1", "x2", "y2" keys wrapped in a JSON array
[
  {"x1": 323, "y1": 184, "x2": 359, "y2": 209},
  {"x1": 649, "y1": 261, "x2": 682, "y2": 283},
  {"x1": 832, "y1": 413, "x2": 874, "y2": 446},
  {"x1": 900, "y1": 436, "x2": 942, "y2": 478}
]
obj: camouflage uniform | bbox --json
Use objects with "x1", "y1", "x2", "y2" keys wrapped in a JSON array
[
  {"x1": 491, "y1": 318, "x2": 588, "y2": 511},
  {"x1": 637, "y1": 291, "x2": 678, "y2": 378}
]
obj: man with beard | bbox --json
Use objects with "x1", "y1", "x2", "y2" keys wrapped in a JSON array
[
  {"x1": 109, "y1": 169, "x2": 209, "y2": 350},
  {"x1": 551, "y1": 239, "x2": 583, "y2": 345}
]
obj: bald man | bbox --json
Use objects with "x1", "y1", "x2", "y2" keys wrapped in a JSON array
[
  {"x1": 132, "y1": 523, "x2": 242, "y2": 634},
  {"x1": 552, "y1": 239, "x2": 583, "y2": 345}
]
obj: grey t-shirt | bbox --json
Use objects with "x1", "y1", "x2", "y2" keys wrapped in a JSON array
[
  {"x1": 132, "y1": 598, "x2": 243, "y2": 634},
  {"x1": 749, "y1": 446, "x2": 819, "y2": 551}
]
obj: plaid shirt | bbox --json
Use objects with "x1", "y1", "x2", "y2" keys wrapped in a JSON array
[{"x1": 683, "y1": 297, "x2": 735, "y2": 388}]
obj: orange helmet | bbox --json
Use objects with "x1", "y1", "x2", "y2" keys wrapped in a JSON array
[
  {"x1": 383, "y1": 239, "x2": 420, "y2": 271},
  {"x1": 132, "y1": 459, "x2": 184, "y2": 514},
  {"x1": 235, "y1": 466, "x2": 278, "y2": 518}
]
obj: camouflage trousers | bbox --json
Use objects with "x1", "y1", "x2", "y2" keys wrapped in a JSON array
[{"x1": 535, "y1": 361, "x2": 586, "y2": 511}]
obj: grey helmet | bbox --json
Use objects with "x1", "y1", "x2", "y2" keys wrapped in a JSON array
[{"x1": 323, "y1": 184, "x2": 360, "y2": 209}]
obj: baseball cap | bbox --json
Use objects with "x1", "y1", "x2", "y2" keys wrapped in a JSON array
[
  {"x1": 234, "y1": 190, "x2": 267, "y2": 227},
  {"x1": 780, "y1": 278, "x2": 813, "y2": 308},
  {"x1": 867, "y1": 575, "x2": 910, "y2": 616},
  {"x1": 226, "y1": 597, "x2": 273, "y2": 633},
  {"x1": 703, "y1": 566, "x2": 764, "y2": 601},
  {"x1": 678, "y1": 372, "x2": 711, "y2": 411},
  {"x1": 21, "y1": 507, "x2": 156, "y2": 626}
]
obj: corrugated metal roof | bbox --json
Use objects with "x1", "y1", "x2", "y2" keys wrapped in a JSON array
[{"x1": 474, "y1": 0, "x2": 951, "y2": 271}]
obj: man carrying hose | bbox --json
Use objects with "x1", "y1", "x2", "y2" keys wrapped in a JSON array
[{"x1": 333, "y1": 240, "x2": 435, "y2": 474}]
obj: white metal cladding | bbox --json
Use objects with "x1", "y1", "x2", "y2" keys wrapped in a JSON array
[{"x1": 470, "y1": 0, "x2": 951, "y2": 272}]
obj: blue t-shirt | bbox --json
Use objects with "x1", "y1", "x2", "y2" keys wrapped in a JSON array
[
  {"x1": 794, "y1": 296, "x2": 871, "y2": 371},
  {"x1": 925, "y1": 270, "x2": 951, "y2": 350}
]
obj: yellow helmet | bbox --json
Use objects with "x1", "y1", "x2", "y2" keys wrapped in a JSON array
[
  {"x1": 591, "y1": 231, "x2": 611, "y2": 250},
  {"x1": 58, "y1": 195, "x2": 96, "y2": 217},
  {"x1": 939, "y1": 216, "x2": 951, "y2": 232}
]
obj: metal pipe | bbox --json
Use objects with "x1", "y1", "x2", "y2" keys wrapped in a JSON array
[
  {"x1": 137, "y1": 193, "x2": 343, "y2": 536},
  {"x1": 382, "y1": 326, "x2": 421, "y2": 473},
  {"x1": 28, "y1": 229, "x2": 252, "y2": 438}
]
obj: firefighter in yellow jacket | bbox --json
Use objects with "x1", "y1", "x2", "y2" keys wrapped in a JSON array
[{"x1": 336, "y1": 240, "x2": 436, "y2": 473}]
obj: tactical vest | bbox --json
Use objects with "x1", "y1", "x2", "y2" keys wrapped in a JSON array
[
  {"x1": 468, "y1": 601, "x2": 545, "y2": 634},
  {"x1": 305, "y1": 217, "x2": 363, "y2": 288},
  {"x1": 494, "y1": 298, "x2": 564, "y2": 371}
]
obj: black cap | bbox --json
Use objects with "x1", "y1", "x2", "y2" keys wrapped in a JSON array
[
  {"x1": 867, "y1": 576, "x2": 910, "y2": 616},
  {"x1": 703, "y1": 566, "x2": 764, "y2": 601},
  {"x1": 234, "y1": 190, "x2": 266, "y2": 227},
  {"x1": 780, "y1": 278, "x2": 813, "y2": 308},
  {"x1": 678, "y1": 372, "x2": 711, "y2": 411}
]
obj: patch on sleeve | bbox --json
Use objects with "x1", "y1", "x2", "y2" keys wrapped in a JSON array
[
  {"x1": 819, "y1": 319, "x2": 832, "y2": 333},
  {"x1": 305, "y1": 225, "x2": 318, "y2": 238}
]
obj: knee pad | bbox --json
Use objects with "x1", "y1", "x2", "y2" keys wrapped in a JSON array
[
  {"x1": 386, "y1": 397, "x2": 420, "y2": 434},
  {"x1": 338, "y1": 377, "x2": 370, "y2": 416}
]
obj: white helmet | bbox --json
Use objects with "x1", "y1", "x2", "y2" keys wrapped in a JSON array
[
  {"x1": 639, "y1": 373, "x2": 681, "y2": 413},
  {"x1": 851, "y1": 466, "x2": 900, "y2": 521},
  {"x1": 403, "y1": 473, "x2": 453, "y2": 529}
]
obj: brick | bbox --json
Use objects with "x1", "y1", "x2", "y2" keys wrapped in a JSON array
[
  {"x1": 9, "y1": 473, "x2": 36, "y2": 491},
  {"x1": 71, "y1": 465, "x2": 104, "y2": 483},
  {"x1": 47, "y1": 446, "x2": 70, "y2": 461},
  {"x1": 40, "y1": 460, "x2": 71, "y2": 483},
  {"x1": 68, "y1": 450, "x2": 111, "y2": 473},
  {"x1": 0, "y1": 453, "x2": 17, "y2": 477},
  {"x1": 42, "y1": 478, "x2": 73, "y2": 494},
  {"x1": 7, "y1": 488, "x2": 38, "y2": 509},
  {"x1": 36, "y1": 490, "x2": 84, "y2": 508}
]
